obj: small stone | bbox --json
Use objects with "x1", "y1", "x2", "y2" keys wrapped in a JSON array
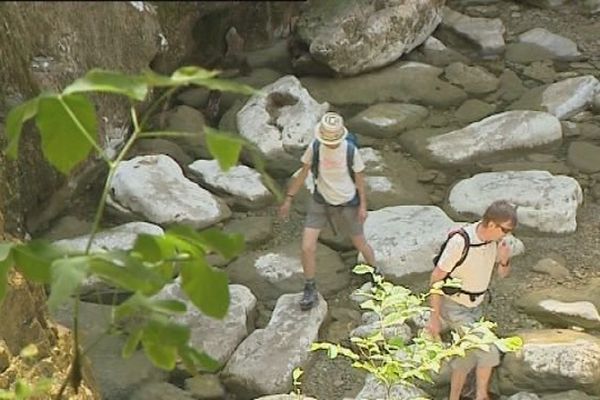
[{"x1": 185, "y1": 374, "x2": 226, "y2": 399}]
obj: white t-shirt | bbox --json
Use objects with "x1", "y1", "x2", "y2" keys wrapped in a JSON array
[
  {"x1": 437, "y1": 222, "x2": 499, "y2": 308},
  {"x1": 301, "y1": 140, "x2": 365, "y2": 205}
]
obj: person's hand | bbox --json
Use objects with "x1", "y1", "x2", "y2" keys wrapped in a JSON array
[
  {"x1": 426, "y1": 314, "x2": 442, "y2": 341},
  {"x1": 498, "y1": 239, "x2": 511, "y2": 265},
  {"x1": 358, "y1": 205, "x2": 368, "y2": 225},
  {"x1": 278, "y1": 197, "x2": 292, "y2": 220}
]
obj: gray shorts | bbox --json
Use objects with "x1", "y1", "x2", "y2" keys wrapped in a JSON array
[
  {"x1": 440, "y1": 297, "x2": 500, "y2": 371},
  {"x1": 304, "y1": 196, "x2": 363, "y2": 237}
]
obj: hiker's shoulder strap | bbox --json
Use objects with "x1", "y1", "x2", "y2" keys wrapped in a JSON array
[
  {"x1": 311, "y1": 140, "x2": 320, "y2": 180},
  {"x1": 346, "y1": 138, "x2": 356, "y2": 181},
  {"x1": 444, "y1": 228, "x2": 471, "y2": 278}
]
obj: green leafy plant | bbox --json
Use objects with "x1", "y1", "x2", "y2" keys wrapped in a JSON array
[
  {"x1": 292, "y1": 367, "x2": 304, "y2": 399},
  {"x1": 1, "y1": 66, "x2": 275, "y2": 398},
  {"x1": 311, "y1": 264, "x2": 522, "y2": 400}
]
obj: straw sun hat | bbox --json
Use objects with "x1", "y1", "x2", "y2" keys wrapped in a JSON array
[{"x1": 314, "y1": 112, "x2": 348, "y2": 145}]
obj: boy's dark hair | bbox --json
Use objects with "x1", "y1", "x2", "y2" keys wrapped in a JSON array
[{"x1": 482, "y1": 200, "x2": 518, "y2": 227}]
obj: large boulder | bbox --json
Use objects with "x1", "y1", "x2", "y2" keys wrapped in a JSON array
[
  {"x1": 448, "y1": 171, "x2": 583, "y2": 233},
  {"x1": 498, "y1": 329, "x2": 600, "y2": 396},
  {"x1": 222, "y1": 293, "x2": 328, "y2": 399},
  {"x1": 425, "y1": 111, "x2": 562, "y2": 165},
  {"x1": 236, "y1": 75, "x2": 328, "y2": 177},
  {"x1": 109, "y1": 155, "x2": 231, "y2": 229},
  {"x1": 153, "y1": 282, "x2": 257, "y2": 366},
  {"x1": 294, "y1": 0, "x2": 444, "y2": 75},
  {"x1": 440, "y1": 7, "x2": 505, "y2": 57}
]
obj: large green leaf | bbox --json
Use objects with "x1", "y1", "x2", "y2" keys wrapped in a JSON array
[
  {"x1": 47, "y1": 256, "x2": 90, "y2": 312},
  {"x1": 122, "y1": 328, "x2": 143, "y2": 359},
  {"x1": 4, "y1": 97, "x2": 39, "y2": 158},
  {"x1": 63, "y1": 69, "x2": 148, "y2": 101},
  {"x1": 132, "y1": 234, "x2": 176, "y2": 263},
  {"x1": 204, "y1": 127, "x2": 244, "y2": 171},
  {"x1": 181, "y1": 258, "x2": 229, "y2": 319},
  {"x1": 142, "y1": 340, "x2": 177, "y2": 370},
  {"x1": 0, "y1": 256, "x2": 12, "y2": 305},
  {"x1": 35, "y1": 94, "x2": 98, "y2": 174},
  {"x1": 90, "y1": 252, "x2": 167, "y2": 295},
  {"x1": 0, "y1": 243, "x2": 13, "y2": 262},
  {"x1": 191, "y1": 78, "x2": 256, "y2": 95},
  {"x1": 143, "y1": 317, "x2": 190, "y2": 347},
  {"x1": 12, "y1": 240, "x2": 65, "y2": 283},
  {"x1": 179, "y1": 345, "x2": 220, "y2": 373},
  {"x1": 142, "y1": 66, "x2": 219, "y2": 88},
  {"x1": 196, "y1": 228, "x2": 244, "y2": 260}
]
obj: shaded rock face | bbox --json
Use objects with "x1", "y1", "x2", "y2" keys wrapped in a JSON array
[{"x1": 295, "y1": 0, "x2": 444, "y2": 75}]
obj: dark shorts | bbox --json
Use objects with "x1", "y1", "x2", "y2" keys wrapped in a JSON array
[
  {"x1": 440, "y1": 297, "x2": 500, "y2": 370},
  {"x1": 304, "y1": 196, "x2": 363, "y2": 237}
]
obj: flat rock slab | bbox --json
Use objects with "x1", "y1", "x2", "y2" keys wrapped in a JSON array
[
  {"x1": 153, "y1": 283, "x2": 257, "y2": 366},
  {"x1": 567, "y1": 141, "x2": 600, "y2": 174},
  {"x1": 188, "y1": 159, "x2": 274, "y2": 210},
  {"x1": 498, "y1": 329, "x2": 600, "y2": 395},
  {"x1": 517, "y1": 28, "x2": 581, "y2": 61},
  {"x1": 448, "y1": 171, "x2": 583, "y2": 233},
  {"x1": 516, "y1": 279, "x2": 600, "y2": 330},
  {"x1": 346, "y1": 103, "x2": 429, "y2": 138},
  {"x1": 226, "y1": 242, "x2": 349, "y2": 302},
  {"x1": 110, "y1": 155, "x2": 231, "y2": 229},
  {"x1": 222, "y1": 293, "x2": 328, "y2": 400},
  {"x1": 426, "y1": 111, "x2": 562, "y2": 165}
]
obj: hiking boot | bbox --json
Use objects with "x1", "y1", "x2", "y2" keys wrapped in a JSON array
[{"x1": 299, "y1": 283, "x2": 318, "y2": 311}]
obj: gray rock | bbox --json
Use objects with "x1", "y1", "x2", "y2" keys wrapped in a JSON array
[
  {"x1": 185, "y1": 374, "x2": 226, "y2": 399},
  {"x1": 226, "y1": 242, "x2": 349, "y2": 302},
  {"x1": 346, "y1": 103, "x2": 429, "y2": 138},
  {"x1": 498, "y1": 329, "x2": 600, "y2": 395},
  {"x1": 301, "y1": 61, "x2": 467, "y2": 109},
  {"x1": 541, "y1": 389, "x2": 600, "y2": 400},
  {"x1": 522, "y1": 60, "x2": 557, "y2": 84},
  {"x1": 448, "y1": 171, "x2": 583, "y2": 233},
  {"x1": 495, "y1": 69, "x2": 527, "y2": 102},
  {"x1": 127, "y1": 138, "x2": 193, "y2": 168},
  {"x1": 455, "y1": 99, "x2": 496, "y2": 124},
  {"x1": 522, "y1": 0, "x2": 566, "y2": 8},
  {"x1": 426, "y1": 111, "x2": 562, "y2": 165},
  {"x1": 222, "y1": 293, "x2": 328, "y2": 399},
  {"x1": 444, "y1": 62, "x2": 500, "y2": 94},
  {"x1": 156, "y1": 105, "x2": 207, "y2": 158},
  {"x1": 130, "y1": 382, "x2": 195, "y2": 400},
  {"x1": 236, "y1": 75, "x2": 328, "y2": 177},
  {"x1": 517, "y1": 28, "x2": 581, "y2": 61},
  {"x1": 441, "y1": 6, "x2": 506, "y2": 56},
  {"x1": 153, "y1": 283, "x2": 257, "y2": 366},
  {"x1": 567, "y1": 142, "x2": 600, "y2": 173},
  {"x1": 254, "y1": 396, "x2": 317, "y2": 400},
  {"x1": 110, "y1": 155, "x2": 231, "y2": 229},
  {"x1": 295, "y1": 0, "x2": 444, "y2": 75},
  {"x1": 531, "y1": 258, "x2": 570, "y2": 279},
  {"x1": 507, "y1": 393, "x2": 541, "y2": 400},
  {"x1": 223, "y1": 216, "x2": 274, "y2": 249},
  {"x1": 408, "y1": 35, "x2": 471, "y2": 67},
  {"x1": 584, "y1": 0, "x2": 600, "y2": 14},
  {"x1": 188, "y1": 159, "x2": 274, "y2": 210},
  {"x1": 592, "y1": 93, "x2": 600, "y2": 113},
  {"x1": 505, "y1": 42, "x2": 557, "y2": 64},
  {"x1": 355, "y1": 374, "x2": 428, "y2": 399}
]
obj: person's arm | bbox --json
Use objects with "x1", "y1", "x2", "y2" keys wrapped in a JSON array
[
  {"x1": 354, "y1": 171, "x2": 368, "y2": 223},
  {"x1": 278, "y1": 163, "x2": 310, "y2": 219},
  {"x1": 427, "y1": 266, "x2": 449, "y2": 340}
]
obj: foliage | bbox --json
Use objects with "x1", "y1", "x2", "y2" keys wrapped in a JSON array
[
  {"x1": 1, "y1": 66, "x2": 265, "y2": 397},
  {"x1": 292, "y1": 367, "x2": 304, "y2": 400},
  {"x1": 311, "y1": 265, "x2": 523, "y2": 400}
]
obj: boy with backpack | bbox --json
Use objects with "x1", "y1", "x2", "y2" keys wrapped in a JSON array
[
  {"x1": 426, "y1": 200, "x2": 517, "y2": 400},
  {"x1": 279, "y1": 112, "x2": 377, "y2": 311}
]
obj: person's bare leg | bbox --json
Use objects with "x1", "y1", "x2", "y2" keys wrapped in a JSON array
[
  {"x1": 301, "y1": 227, "x2": 321, "y2": 279},
  {"x1": 449, "y1": 368, "x2": 469, "y2": 400},
  {"x1": 475, "y1": 366, "x2": 493, "y2": 400},
  {"x1": 351, "y1": 234, "x2": 376, "y2": 267}
]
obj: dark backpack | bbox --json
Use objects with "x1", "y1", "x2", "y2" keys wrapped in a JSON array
[
  {"x1": 311, "y1": 133, "x2": 360, "y2": 207},
  {"x1": 433, "y1": 228, "x2": 491, "y2": 301}
]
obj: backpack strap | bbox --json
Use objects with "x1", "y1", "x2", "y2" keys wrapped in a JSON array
[
  {"x1": 311, "y1": 140, "x2": 320, "y2": 181},
  {"x1": 442, "y1": 228, "x2": 471, "y2": 280},
  {"x1": 346, "y1": 139, "x2": 356, "y2": 182}
]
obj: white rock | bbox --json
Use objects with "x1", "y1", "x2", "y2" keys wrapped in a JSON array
[
  {"x1": 222, "y1": 293, "x2": 328, "y2": 398},
  {"x1": 448, "y1": 171, "x2": 583, "y2": 233},
  {"x1": 110, "y1": 155, "x2": 231, "y2": 229},
  {"x1": 359, "y1": 147, "x2": 385, "y2": 173},
  {"x1": 366, "y1": 176, "x2": 393, "y2": 192},
  {"x1": 54, "y1": 222, "x2": 163, "y2": 253},
  {"x1": 358, "y1": 206, "x2": 456, "y2": 280},
  {"x1": 237, "y1": 76, "x2": 328, "y2": 175},
  {"x1": 427, "y1": 111, "x2": 562, "y2": 165},
  {"x1": 539, "y1": 300, "x2": 600, "y2": 322},
  {"x1": 441, "y1": 7, "x2": 505, "y2": 56},
  {"x1": 518, "y1": 28, "x2": 581, "y2": 61},
  {"x1": 541, "y1": 75, "x2": 600, "y2": 120},
  {"x1": 188, "y1": 159, "x2": 273, "y2": 209},
  {"x1": 422, "y1": 36, "x2": 447, "y2": 51},
  {"x1": 154, "y1": 282, "x2": 257, "y2": 365}
]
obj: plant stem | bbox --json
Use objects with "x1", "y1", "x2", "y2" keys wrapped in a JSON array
[{"x1": 139, "y1": 87, "x2": 177, "y2": 130}]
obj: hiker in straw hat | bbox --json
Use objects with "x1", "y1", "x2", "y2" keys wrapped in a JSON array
[{"x1": 279, "y1": 112, "x2": 377, "y2": 311}]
